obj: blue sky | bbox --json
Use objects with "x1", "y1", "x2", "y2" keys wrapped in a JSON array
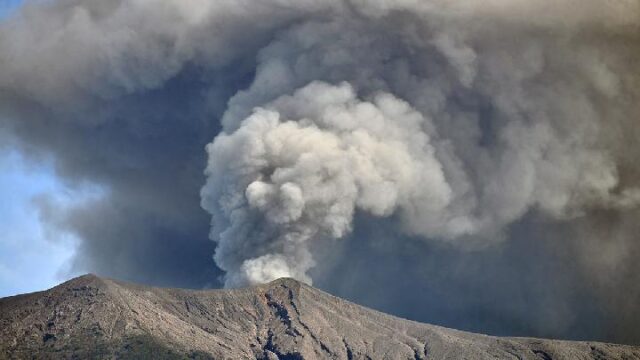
[
  {"x1": 0, "y1": 0, "x2": 23, "y2": 19},
  {"x1": 0, "y1": 149, "x2": 81, "y2": 297}
]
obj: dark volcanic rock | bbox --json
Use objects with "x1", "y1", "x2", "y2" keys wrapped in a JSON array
[{"x1": 1, "y1": 275, "x2": 638, "y2": 359}]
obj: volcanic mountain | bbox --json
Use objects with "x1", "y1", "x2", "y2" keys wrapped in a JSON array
[{"x1": 1, "y1": 274, "x2": 639, "y2": 359}]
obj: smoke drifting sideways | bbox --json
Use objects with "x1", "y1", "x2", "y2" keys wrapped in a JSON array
[{"x1": 1, "y1": 0, "x2": 640, "y2": 344}]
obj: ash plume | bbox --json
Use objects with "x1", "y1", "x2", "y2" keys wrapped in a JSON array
[
  {"x1": 1, "y1": 0, "x2": 640, "y2": 344},
  {"x1": 202, "y1": 3, "x2": 640, "y2": 286}
]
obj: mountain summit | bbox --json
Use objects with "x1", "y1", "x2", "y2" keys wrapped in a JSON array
[{"x1": 1, "y1": 275, "x2": 638, "y2": 359}]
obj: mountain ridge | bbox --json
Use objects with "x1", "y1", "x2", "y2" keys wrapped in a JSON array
[{"x1": 1, "y1": 274, "x2": 639, "y2": 359}]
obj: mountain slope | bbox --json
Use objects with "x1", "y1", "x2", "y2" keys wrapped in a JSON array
[{"x1": 1, "y1": 275, "x2": 638, "y2": 359}]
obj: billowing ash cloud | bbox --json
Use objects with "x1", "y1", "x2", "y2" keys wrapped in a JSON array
[
  {"x1": 201, "y1": 5, "x2": 640, "y2": 286},
  {"x1": 1, "y1": 0, "x2": 640, "y2": 344},
  {"x1": 202, "y1": 81, "x2": 454, "y2": 285}
]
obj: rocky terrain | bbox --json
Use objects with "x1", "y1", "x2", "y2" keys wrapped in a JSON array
[{"x1": 1, "y1": 274, "x2": 639, "y2": 359}]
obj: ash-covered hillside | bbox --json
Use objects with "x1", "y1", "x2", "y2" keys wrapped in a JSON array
[{"x1": 1, "y1": 275, "x2": 639, "y2": 359}]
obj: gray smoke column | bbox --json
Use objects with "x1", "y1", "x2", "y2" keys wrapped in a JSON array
[
  {"x1": 202, "y1": 82, "x2": 454, "y2": 285},
  {"x1": 200, "y1": 1, "x2": 640, "y2": 286}
]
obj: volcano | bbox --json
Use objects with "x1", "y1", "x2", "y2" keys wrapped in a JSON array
[{"x1": 1, "y1": 275, "x2": 638, "y2": 359}]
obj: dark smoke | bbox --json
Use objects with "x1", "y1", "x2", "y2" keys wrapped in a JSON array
[{"x1": 1, "y1": 0, "x2": 639, "y2": 345}]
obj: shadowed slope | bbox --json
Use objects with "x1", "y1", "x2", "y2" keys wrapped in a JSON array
[{"x1": 1, "y1": 275, "x2": 639, "y2": 359}]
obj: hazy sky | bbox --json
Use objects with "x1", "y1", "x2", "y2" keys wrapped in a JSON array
[
  {"x1": 0, "y1": 149, "x2": 78, "y2": 297},
  {"x1": 0, "y1": 0, "x2": 77, "y2": 297},
  {"x1": 0, "y1": 0, "x2": 639, "y2": 345}
]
